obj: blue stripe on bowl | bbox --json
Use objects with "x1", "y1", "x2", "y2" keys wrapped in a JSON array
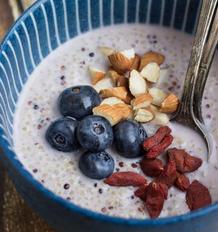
[
  {"x1": 114, "y1": 0, "x2": 125, "y2": 24},
  {"x1": 90, "y1": 0, "x2": 101, "y2": 29},
  {"x1": 127, "y1": 0, "x2": 137, "y2": 23},
  {"x1": 103, "y1": 0, "x2": 111, "y2": 26},
  {"x1": 65, "y1": 0, "x2": 78, "y2": 38},
  {"x1": 78, "y1": 0, "x2": 89, "y2": 33},
  {"x1": 138, "y1": 0, "x2": 149, "y2": 23}
]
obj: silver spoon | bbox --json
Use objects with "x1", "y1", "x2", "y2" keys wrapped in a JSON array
[{"x1": 171, "y1": 0, "x2": 218, "y2": 160}]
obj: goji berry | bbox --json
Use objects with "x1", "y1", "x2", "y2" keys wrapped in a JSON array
[
  {"x1": 140, "y1": 158, "x2": 164, "y2": 177},
  {"x1": 168, "y1": 148, "x2": 202, "y2": 173},
  {"x1": 155, "y1": 160, "x2": 177, "y2": 187},
  {"x1": 146, "y1": 135, "x2": 173, "y2": 159},
  {"x1": 104, "y1": 172, "x2": 147, "y2": 187},
  {"x1": 143, "y1": 126, "x2": 171, "y2": 151},
  {"x1": 175, "y1": 174, "x2": 190, "y2": 191},
  {"x1": 186, "y1": 180, "x2": 211, "y2": 211}
]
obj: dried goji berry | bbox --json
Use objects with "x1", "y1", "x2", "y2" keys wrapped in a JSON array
[
  {"x1": 155, "y1": 160, "x2": 177, "y2": 187},
  {"x1": 104, "y1": 172, "x2": 147, "y2": 187},
  {"x1": 146, "y1": 135, "x2": 173, "y2": 159},
  {"x1": 175, "y1": 174, "x2": 190, "y2": 191},
  {"x1": 143, "y1": 126, "x2": 171, "y2": 151},
  {"x1": 145, "y1": 182, "x2": 168, "y2": 218},
  {"x1": 134, "y1": 184, "x2": 148, "y2": 201},
  {"x1": 168, "y1": 148, "x2": 202, "y2": 173},
  {"x1": 140, "y1": 158, "x2": 164, "y2": 177},
  {"x1": 186, "y1": 180, "x2": 212, "y2": 211}
]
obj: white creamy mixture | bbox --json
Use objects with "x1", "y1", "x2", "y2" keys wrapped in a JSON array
[{"x1": 13, "y1": 25, "x2": 218, "y2": 219}]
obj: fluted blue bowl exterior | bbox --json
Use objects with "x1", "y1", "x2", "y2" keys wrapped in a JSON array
[{"x1": 1, "y1": 1, "x2": 217, "y2": 231}]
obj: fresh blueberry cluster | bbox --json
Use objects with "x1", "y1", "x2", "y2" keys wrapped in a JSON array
[{"x1": 46, "y1": 85, "x2": 147, "y2": 180}]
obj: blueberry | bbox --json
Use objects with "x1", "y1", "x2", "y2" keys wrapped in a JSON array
[
  {"x1": 79, "y1": 151, "x2": 114, "y2": 179},
  {"x1": 59, "y1": 85, "x2": 101, "y2": 120},
  {"x1": 46, "y1": 117, "x2": 80, "y2": 152},
  {"x1": 77, "y1": 115, "x2": 113, "y2": 152},
  {"x1": 114, "y1": 120, "x2": 146, "y2": 158}
]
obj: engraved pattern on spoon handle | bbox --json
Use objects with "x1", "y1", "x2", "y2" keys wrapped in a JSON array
[
  {"x1": 177, "y1": 0, "x2": 218, "y2": 121},
  {"x1": 193, "y1": 6, "x2": 218, "y2": 123}
]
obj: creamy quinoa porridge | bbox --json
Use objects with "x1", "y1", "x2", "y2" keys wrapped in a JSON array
[{"x1": 13, "y1": 24, "x2": 218, "y2": 219}]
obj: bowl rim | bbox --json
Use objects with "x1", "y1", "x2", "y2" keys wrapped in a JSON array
[{"x1": 0, "y1": 0, "x2": 218, "y2": 226}]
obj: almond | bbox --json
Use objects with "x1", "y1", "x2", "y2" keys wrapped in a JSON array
[
  {"x1": 149, "y1": 87, "x2": 167, "y2": 106},
  {"x1": 156, "y1": 68, "x2": 169, "y2": 87},
  {"x1": 140, "y1": 62, "x2": 160, "y2": 83},
  {"x1": 115, "y1": 103, "x2": 133, "y2": 120},
  {"x1": 131, "y1": 93, "x2": 153, "y2": 110},
  {"x1": 116, "y1": 76, "x2": 129, "y2": 88},
  {"x1": 94, "y1": 78, "x2": 114, "y2": 93},
  {"x1": 134, "y1": 108, "x2": 154, "y2": 123},
  {"x1": 160, "y1": 93, "x2": 179, "y2": 113},
  {"x1": 108, "y1": 48, "x2": 135, "y2": 74},
  {"x1": 100, "y1": 87, "x2": 128, "y2": 101},
  {"x1": 88, "y1": 66, "x2": 105, "y2": 85},
  {"x1": 139, "y1": 51, "x2": 165, "y2": 71},
  {"x1": 124, "y1": 93, "x2": 134, "y2": 104},
  {"x1": 131, "y1": 54, "x2": 141, "y2": 70},
  {"x1": 101, "y1": 97, "x2": 124, "y2": 105},
  {"x1": 93, "y1": 104, "x2": 123, "y2": 126},
  {"x1": 98, "y1": 46, "x2": 116, "y2": 56},
  {"x1": 107, "y1": 70, "x2": 123, "y2": 85},
  {"x1": 129, "y1": 70, "x2": 147, "y2": 97},
  {"x1": 150, "y1": 105, "x2": 169, "y2": 125}
]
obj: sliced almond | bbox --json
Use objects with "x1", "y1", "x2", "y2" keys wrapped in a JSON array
[
  {"x1": 101, "y1": 97, "x2": 124, "y2": 106},
  {"x1": 88, "y1": 66, "x2": 105, "y2": 85},
  {"x1": 140, "y1": 62, "x2": 160, "y2": 83},
  {"x1": 160, "y1": 93, "x2": 179, "y2": 113},
  {"x1": 148, "y1": 87, "x2": 167, "y2": 106},
  {"x1": 152, "y1": 111, "x2": 169, "y2": 126},
  {"x1": 107, "y1": 70, "x2": 123, "y2": 85},
  {"x1": 131, "y1": 93, "x2": 153, "y2": 110},
  {"x1": 134, "y1": 108, "x2": 154, "y2": 123},
  {"x1": 93, "y1": 104, "x2": 123, "y2": 126},
  {"x1": 131, "y1": 54, "x2": 141, "y2": 70},
  {"x1": 94, "y1": 78, "x2": 114, "y2": 93},
  {"x1": 98, "y1": 46, "x2": 116, "y2": 56},
  {"x1": 139, "y1": 51, "x2": 165, "y2": 71},
  {"x1": 100, "y1": 87, "x2": 128, "y2": 101},
  {"x1": 117, "y1": 76, "x2": 129, "y2": 88},
  {"x1": 115, "y1": 103, "x2": 133, "y2": 120},
  {"x1": 108, "y1": 48, "x2": 135, "y2": 74},
  {"x1": 129, "y1": 70, "x2": 147, "y2": 97}
]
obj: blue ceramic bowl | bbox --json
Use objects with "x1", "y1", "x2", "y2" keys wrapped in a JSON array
[{"x1": 0, "y1": 0, "x2": 217, "y2": 231}]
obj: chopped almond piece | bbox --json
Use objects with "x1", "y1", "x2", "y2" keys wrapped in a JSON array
[
  {"x1": 124, "y1": 93, "x2": 134, "y2": 104},
  {"x1": 149, "y1": 87, "x2": 167, "y2": 106},
  {"x1": 98, "y1": 46, "x2": 115, "y2": 56},
  {"x1": 93, "y1": 104, "x2": 123, "y2": 126},
  {"x1": 93, "y1": 103, "x2": 133, "y2": 126},
  {"x1": 101, "y1": 97, "x2": 124, "y2": 106},
  {"x1": 107, "y1": 70, "x2": 123, "y2": 85},
  {"x1": 131, "y1": 93, "x2": 153, "y2": 110},
  {"x1": 139, "y1": 51, "x2": 165, "y2": 71},
  {"x1": 116, "y1": 76, "x2": 129, "y2": 88},
  {"x1": 115, "y1": 103, "x2": 133, "y2": 120},
  {"x1": 140, "y1": 62, "x2": 160, "y2": 83},
  {"x1": 131, "y1": 54, "x2": 141, "y2": 70},
  {"x1": 108, "y1": 48, "x2": 135, "y2": 74},
  {"x1": 94, "y1": 78, "x2": 114, "y2": 93},
  {"x1": 100, "y1": 87, "x2": 128, "y2": 101},
  {"x1": 153, "y1": 112, "x2": 170, "y2": 126},
  {"x1": 88, "y1": 66, "x2": 105, "y2": 85},
  {"x1": 134, "y1": 108, "x2": 154, "y2": 123},
  {"x1": 160, "y1": 93, "x2": 179, "y2": 113},
  {"x1": 129, "y1": 70, "x2": 147, "y2": 97}
]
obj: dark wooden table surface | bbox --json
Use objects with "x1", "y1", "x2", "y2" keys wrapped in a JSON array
[{"x1": 0, "y1": 1, "x2": 55, "y2": 231}]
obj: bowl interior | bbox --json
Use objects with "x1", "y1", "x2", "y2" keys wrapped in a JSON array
[{"x1": 0, "y1": 0, "x2": 208, "y2": 225}]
